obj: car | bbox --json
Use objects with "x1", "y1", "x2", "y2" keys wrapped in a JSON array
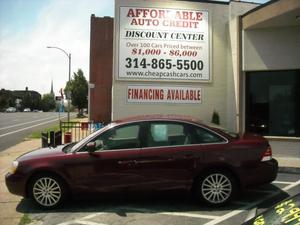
[
  {"x1": 242, "y1": 193, "x2": 300, "y2": 225},
  {"x1": 6, "y1": 107, "x2": 16, "y2": 113},
  {"x1": 5, "y1": 115, "x2": 278, "y2": 209},
  {"x1": 23, "y1": 108, "x2": 31, "y2": 112}
]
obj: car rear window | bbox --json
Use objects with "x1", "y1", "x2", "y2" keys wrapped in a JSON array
[{"x1": 204, "y1": 123, "x2": 239, "y2": 139}]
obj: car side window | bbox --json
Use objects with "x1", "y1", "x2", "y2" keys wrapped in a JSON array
[
  {"x1": 146, "y1": 122, "x2": 191, "y2": 147},
  {"x1": 81, "y1": 124, "x2": 141, "y2": 151},
  {"x1": 191, "y1": 126, "x2": 226, "y2": 144}
]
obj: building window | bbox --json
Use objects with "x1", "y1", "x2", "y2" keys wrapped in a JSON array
[{"x1": 246, "y1": 70, "x2": 300, "y2": 137}]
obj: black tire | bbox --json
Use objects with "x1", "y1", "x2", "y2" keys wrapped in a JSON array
[
  {"x1": 28, "y1": 173, "x2": 67, "y2": 209},
  {"x1": 195, "y1": 170, "x2": 237, "y2": 206}
]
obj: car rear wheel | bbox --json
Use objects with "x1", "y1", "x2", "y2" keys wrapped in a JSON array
[
  {"x1": 195, "y1": 170, "x2": 237, "y2": 206},
  {"x1": 29, "y1": 174, "x2": 66, "y2": 209}
]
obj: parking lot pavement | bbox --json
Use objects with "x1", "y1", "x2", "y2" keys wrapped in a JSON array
[{"x1": 16, "y1": 173, "x2": 300, "y2": 225}]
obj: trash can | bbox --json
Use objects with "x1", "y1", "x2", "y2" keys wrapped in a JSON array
[
  {"x1": 55, "y1": 131, "x2": 62, "y2": 146},
  {"x1": 64, "y1": 132, "x2": 72, "y2": 144}
]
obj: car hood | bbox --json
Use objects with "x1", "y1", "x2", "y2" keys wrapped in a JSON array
[{"x1": 17, "y1": 145, "x2": 66, "y2": 161}]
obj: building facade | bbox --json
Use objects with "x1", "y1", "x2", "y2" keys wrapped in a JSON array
[{"x1": 89, "y1": 0, "x2": 300, "y2": 155}]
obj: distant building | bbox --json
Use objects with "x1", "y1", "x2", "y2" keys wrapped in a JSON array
[{"x1": 0, "y1": 88, "x2": 41, "y2": 111}]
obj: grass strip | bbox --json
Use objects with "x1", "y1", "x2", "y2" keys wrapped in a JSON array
[{"x1": 19, "y1": 214, "x2": 31, "y2": 225}]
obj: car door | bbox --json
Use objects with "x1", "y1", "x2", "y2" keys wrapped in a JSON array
[
  {"x1": 134, "y1": 121, "x2": 199, "y2": 191},
  {"x1": 64, "y1": 122, "x2": 142, "y2": 194},
  {"x1": 189, "y1": 125, "x2": 229, "y2": 165}
]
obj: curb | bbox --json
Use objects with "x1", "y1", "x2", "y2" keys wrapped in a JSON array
[{"x1": 278, "y1": 166, "x2": 300, "y2": 174}]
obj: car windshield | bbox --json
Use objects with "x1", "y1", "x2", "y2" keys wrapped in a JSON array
[
  {"x1": 62, "y1": 142, "x2": 77, "y2": 153},
  {"x1": 70, "y1": 123, "x2": 113, "y2": 152}
]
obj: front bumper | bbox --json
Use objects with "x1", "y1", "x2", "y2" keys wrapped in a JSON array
[{"x1": 5, "y1": 172, "x2": 27, "y2": 197}]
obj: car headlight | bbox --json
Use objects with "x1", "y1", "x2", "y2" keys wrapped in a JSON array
[{"x1": 10, "y1": 160, "x2": 19, "y2": 174}]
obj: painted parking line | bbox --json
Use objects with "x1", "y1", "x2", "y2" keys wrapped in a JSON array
[
  {"x1": 204, "y1": 192, "x2": 280, "y2": 225},
  {"x1": 57, "y1": 212, "x2": 107, "y2": 225},
  {"x1": 272, "y1": 181, "x2": 294, "y2": 185},
  {"x1": 57, "y1": 179, "x2": 300, "y2": 225},
  {"x1": 204, "y1": 179, "x2": 300, "y2": 225},
  {"x1": 68, "y1": 221, "x2": 107, "y2": 225},
  {"x1": 282, "y1": 179, "x2": 300, "y2": 191},
  {"x1": 160, "y1": 212, "x2": 219, "y2": 219},
  {"x1": 121, "y1": 207, "x2": 220, "y2": 220}
]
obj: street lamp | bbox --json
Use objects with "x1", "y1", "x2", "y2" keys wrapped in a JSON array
[{"x1": 47, "y1": 46, "x2": 71, "y2": 122}]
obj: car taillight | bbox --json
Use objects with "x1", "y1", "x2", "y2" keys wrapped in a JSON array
[{"x1": 261, "y1": 145, "x2": 272, "y2": 162}]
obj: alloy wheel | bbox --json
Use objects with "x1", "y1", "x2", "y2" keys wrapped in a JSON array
[
  {"x1": 32, "y1": 177, "x2": 62, "y2": 207},
  {"x1": 201, "y1": 173, "x2": 232, "y2": 204}
]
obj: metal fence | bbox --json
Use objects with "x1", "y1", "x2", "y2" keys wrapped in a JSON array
[{"x1": 60, "y1": 121, "x2": 104, "y2": 143}]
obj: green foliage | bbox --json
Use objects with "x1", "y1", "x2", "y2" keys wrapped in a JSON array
[
  {"x1": 22, "y1": 91, "x2": 41, "y2": 110},
  {"x1": 0, "y1": 89, "x2": 42, "y2": 111},
  {"x1": 0, "y1": 89, "x2": 12, "y2": 110},
  {"x1": 0, "y1": 95, "x2": 8, "y2": 110},
  {"x1": 29, "y1": 123, "x2": 61, "y2": 139},
  {"x1": 65, "y1": 69, "x2": 88, "y2": 114},
  {"x1": 211, "y1": 110, "x2": 220, "y2": 125},
  {"x1": 19, "y1": 214, "x2": 31, "y2": 225},
  {"x1": 41, "y1": 93, "x2": 56, "y2": 112}
]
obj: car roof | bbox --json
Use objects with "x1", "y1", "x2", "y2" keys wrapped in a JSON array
[
  {"x1": 113, "y1": 114, "x2": 203, "y2": 125},
  {"x1": 111, "y1": 115, "x2": 234, "y2": 140}
]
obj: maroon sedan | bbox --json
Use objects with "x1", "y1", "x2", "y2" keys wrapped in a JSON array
[{"x1": 5, "y1": 115, "x2": 278, "y2": 209}]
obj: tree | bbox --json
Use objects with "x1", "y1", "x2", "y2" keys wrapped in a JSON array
[
  {"x1": 41, "y1": 93, "x2": 56, "y2": 112},
  {"x1": 65, "y1": 69, "x2": 88, "y2": 116},
  {"x1": 0, "y1": 89, "x2": 9, "y2": 110}
]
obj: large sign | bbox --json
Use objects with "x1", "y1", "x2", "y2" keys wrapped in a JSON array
[
  {"x1": 118, "y1": 6, "x2": 210, "y2": 82},
  {"x1": 127, "y1": 85, "x2": 202, "y2": 104}
]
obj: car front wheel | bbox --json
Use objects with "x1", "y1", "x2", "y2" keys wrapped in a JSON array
[
  {"x1": 196, "y1": 171, "x2": 237, "y2": 206},
  {"x1": 29, "y1": 174, "x2": 66, "y2": 209}
]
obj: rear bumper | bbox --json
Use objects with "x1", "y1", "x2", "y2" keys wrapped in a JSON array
[
  {"x1": 242, "y1": 158, "x2": 278, "y2": 187},
  {"x1": 5, "y1": 172, "x2": 27, "y2": 197}
]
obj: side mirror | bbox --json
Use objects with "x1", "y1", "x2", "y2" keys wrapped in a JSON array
[
  {"x1": 87, "y1": 140, "x2": 103, "y2": 153},
  {"x1": 86, "y1": 142, "x2": 96, "y2": 152}
]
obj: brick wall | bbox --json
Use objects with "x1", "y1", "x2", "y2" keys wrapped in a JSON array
[{"x1": 89, "y1": 15, "x2": 113, "y2": 123}]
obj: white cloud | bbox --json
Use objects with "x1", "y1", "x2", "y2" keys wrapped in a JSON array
[{"x1": 0, "y1": 0, "x2": 113, "y2": 95}]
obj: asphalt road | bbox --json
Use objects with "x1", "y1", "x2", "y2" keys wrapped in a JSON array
[
  {"x1": 16, "y1": 172, "x2": 300, "y2": 225},
  {"x1": 0, "y1": 112, "x2": 70, "y2": 152}
]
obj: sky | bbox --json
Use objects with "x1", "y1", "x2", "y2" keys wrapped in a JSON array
[{"x1": 0, "y1": 0, "x2": 269, "y2": 96}]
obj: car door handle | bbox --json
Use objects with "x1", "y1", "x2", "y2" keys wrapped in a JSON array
[
  {"x1": 134, "y1": 158, "x2": 174, "y2": 164},
  {"x1": 184, "y1": 154, "x2": 194, "y2": 159},
  {"x1": 118, "y1": 160, "x2": 137, "y2": 165}
]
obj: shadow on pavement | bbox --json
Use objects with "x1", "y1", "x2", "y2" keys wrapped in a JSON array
[{"x1": 16, "y1": 184, "x2": 290, "y2": 216}]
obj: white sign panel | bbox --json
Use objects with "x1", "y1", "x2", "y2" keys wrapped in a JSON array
[
  {"x1": 127, "y1": 85, "x2": 202, "y2": 104},
  {"x1": 118, "y1": 7, "x2": 210, "y2": 82}
]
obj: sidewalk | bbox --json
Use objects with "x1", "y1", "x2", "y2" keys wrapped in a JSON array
[
  {"x1": 277, "y1": 157, "x2": 300, "y2": 174},
  {"x1": 0, "y1": 139, "x2": 41, "y2": 225},
  {"x1": 0, "y1": 138, "x2": 299, "y2": 225}
]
